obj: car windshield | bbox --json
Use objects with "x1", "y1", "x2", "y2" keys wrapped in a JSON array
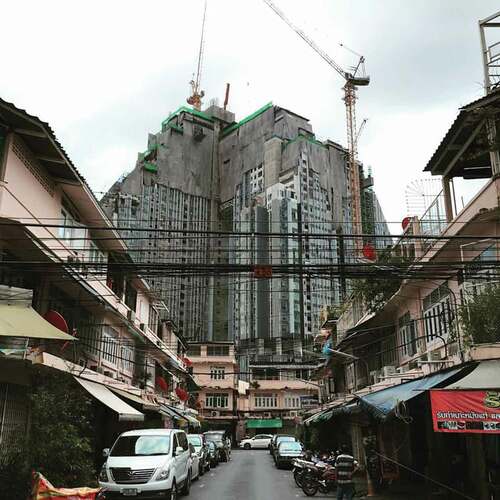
[
  {"x1": 188, "y1": 436, "x2": 202, "y2": 447},
  {"x1": 279, "y1": 442, "x2": 302, "y2": 452},
  {"x1": 110, "y1": 435, "x2": 171, "y2": 457},
  {"x1": 205, "y1": 434, "x2": 224, "y2": 442},
  {"x1": 207, "y1": 442, "x2": 216, "y2": 450}
]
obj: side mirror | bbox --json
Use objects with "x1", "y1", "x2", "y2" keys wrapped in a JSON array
[
  {"x1": 175, "y1": 446, "x2": 184, "y2": 456},
  {"x1": 102, "y1": 448, "x2": 110, "y2": 458}
]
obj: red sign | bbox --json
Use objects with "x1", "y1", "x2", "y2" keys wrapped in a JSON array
[
  {"x1": 430, "y1": 390, "x2": 500, "y2": 433},
  {"x1": 253, "y1": 265, "x2": 272, "y2": 278}
]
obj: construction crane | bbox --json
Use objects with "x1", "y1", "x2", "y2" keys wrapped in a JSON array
[
  {"x1": 262, "y1": 0, "x2": 370, "y2": 252},
  {"x1": 187, "y1": 0, "x2": 208, "y2": 110}
]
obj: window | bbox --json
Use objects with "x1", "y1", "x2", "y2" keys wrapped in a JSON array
[
  {"x1": 59, "y1": 206, "x2": 75, "y2": 240},
  {"x1": 205, "y1": 393, "x2": 228, "y2": 408},
  {"x1": 399, "y1": 313, "x2": 417, "y2": 358},
  {"x1": 187, "y1": 345, "x2": 201, "y2": 356},
  {"x1": 423, "y1": 285, "x2": 454, "y2": 342},
  {"x1": 210, "y1": 366, "x2": 225, "y2": 380},
  {"x1": 102, "y1": 326, "x2": 119, "y2": 365},
  {"x1": 284, "y1": 394, "x2": 301, "y2": 408},
  {"x1": 207, "y1": 345, "x2": 229, "y2": 356},
  {"x1": 148, "y1": 306, "x2": 159, "y2": 334},
  {"x1": 254, "y1": 393, "x2": 278, "y2": 408},
  {"x1": 121, "y1": 345, "x2": 135, "y2": 373},
  {"x1": 176, "y1": 432, "x2": 189, "y2": 451}
]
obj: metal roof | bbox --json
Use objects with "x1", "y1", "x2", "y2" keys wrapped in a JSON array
[
  {"x1": 0, "y1": 97, "x2": 86, "y2": 183},
  {"x1": 424, "y1": 89, "x2": 500, "y2": 178}
]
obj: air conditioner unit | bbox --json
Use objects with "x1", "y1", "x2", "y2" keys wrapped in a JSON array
[
  {"x1": 96, "y1": 366, "x2": 104, "y2": 374},
  {"x1": 429, "y1": 350, "x2": 446, "y2": 361},
  {"x1": 381, "y1": 365, "x2": 396, "y2": 377},
  {"x1": 397, "y1": 366, "x2": 408, "y2": 374},
  {"x1": 210, "y1": 410, "x2": 220, "y2": 417},
  {"x1": 263, "y1": 412, "x2": 272, "y2": 418},
  {"x1": 103, "y1": 370, "x2": 115, "y2": 379},
  {"x1": 127, "y1": 310, "x2": 136, "y2": 322},
  {"x1": 289, "y1": 411, "x2": 298, "y2": 417}
]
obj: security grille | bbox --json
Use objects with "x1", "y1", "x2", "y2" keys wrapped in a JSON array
[{"x1": 110, "y1": 467, "x2": 156, "y2": 484}]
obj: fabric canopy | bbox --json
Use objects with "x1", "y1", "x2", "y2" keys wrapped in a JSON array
[
  {"x1": 0, "y1": 304, "x2": 75, "y2": 340},
  {"x1": 246, "y1": 418, "x2": 282, "y2": 429},
  {"x1": 359, "y1": 367, "x2": 465, "y2": 420},
  {"x1": 160, "y1": 404, "x2": 184, "y2": 421},
  {"x1": 75, "y1": 377, "x2": 144, "y2": 421},
  {"x1": 304, "y1": 408, "x2": 333, "y2": 426},
  {"x1": 160, "y1": 405, "x2": 201, "y2": 427},
  {"x1": 444, "y1": 361, "x2": 499, "y2": 390}
]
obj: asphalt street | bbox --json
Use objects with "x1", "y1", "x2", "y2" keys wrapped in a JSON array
[{"x1": 188, "y1": 449, "x2": 306, "y2": 500}]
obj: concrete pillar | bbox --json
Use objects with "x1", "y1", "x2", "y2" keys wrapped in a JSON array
[
  {"x1": 263, "y1": 137, "x2": 282, "y2": 189},
  {"x1": 442, "y1": 176, "x2": 454, "y2": 223}
]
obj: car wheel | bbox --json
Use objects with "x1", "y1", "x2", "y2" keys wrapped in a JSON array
[
  {"x1": 244, "y1": 443, "x2": 251, "y2": 450},
  {"x1": 181, "y1": 472, "x2": 191, "y2": 496},
  {"x1": 169, "y1": 481, "x2": 178, "y2": 500}
]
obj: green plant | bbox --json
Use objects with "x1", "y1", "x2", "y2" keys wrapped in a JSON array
[
  {"x1": 28, "y1": 369, "x2": 97, "y2": 487},
  {"x1": 460, "y1": 284, "x2": 500, "y2": 344},
  {"x1": 352, "y1": 250, "x2": 407, "y2": 313},
  {"x1": 0, "y1": 441, "x2": 31, "y2": 499}
]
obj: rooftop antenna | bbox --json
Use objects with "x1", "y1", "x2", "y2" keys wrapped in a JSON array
[{"x1": 187, "y1": 0, "x2": 207, "y2": 110}]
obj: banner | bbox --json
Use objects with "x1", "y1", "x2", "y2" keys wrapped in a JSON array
[
  {"x1": 32, "y1": 472, "x2": 101, "y2": 500},
  {"x1": 430, "y1": 390, "x2": 500, "y2": 433}
]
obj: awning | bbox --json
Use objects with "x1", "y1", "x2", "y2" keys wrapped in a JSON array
[
  {"x1": 444, "y1": 360, "x2": 498, "y2": 390},
  {"x1": 159, "y1": 405, "x2": 201, "y2": 427},
  {"x1": 160, "y1": 404, "x2": 184, "y2": 421},
  {"x1": 110, "y1": 387, "x2": 160, "y2": 412},
  {"x1": 246, "y1": 418, "x2": 282, "y2": 429},
  {"x1": 304, "y1": 408, "x2": 333, "y2": 426},
  {"x1": 75, "y1": 377, "x2": 144, "y2": 421},
  {"x1": 359, "y1": 367, "x2": 465, "y2": 420},
  {"x1": 0, "y1": 304, "x2": 75, "y2": 340}
]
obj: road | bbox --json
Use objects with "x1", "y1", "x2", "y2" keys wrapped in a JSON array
[{"x1": 188, "y1": 449, "x2": 303, "y2": 500}]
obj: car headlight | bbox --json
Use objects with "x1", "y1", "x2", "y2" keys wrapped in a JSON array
[
  {"x1": 98, "y1": 466, "x2": 109, "y2": 482},
  {"x1": 155, "y1": 467, "x2": 170, "y2": 481}
]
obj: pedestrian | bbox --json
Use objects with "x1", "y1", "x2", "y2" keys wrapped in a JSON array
[{"x1": 335, "y1": 444, "x2": 359, "y2": 500}]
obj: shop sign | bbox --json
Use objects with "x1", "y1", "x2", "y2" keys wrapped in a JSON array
[
  {"x1": 300, "y1": 395, "x2": 319, "y2": 409},
  {"x1": 430, "y1": 390, "x2": 500, "y2": 433}
]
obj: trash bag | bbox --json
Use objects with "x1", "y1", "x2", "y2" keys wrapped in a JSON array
[{"x1": 31, "y1": 471, "x2": 101, "y2": 500}]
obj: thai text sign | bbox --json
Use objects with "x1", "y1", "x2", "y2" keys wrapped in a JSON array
[{"x1": 430, "y1": 390, "x2": 500, "y2": 433}]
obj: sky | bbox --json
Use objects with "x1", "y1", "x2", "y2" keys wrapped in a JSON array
[{"x1": 1, "y1": 0, "x2": 499, "y2": 233}]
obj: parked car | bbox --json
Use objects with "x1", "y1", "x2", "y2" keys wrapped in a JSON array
[
  {"x1": 188, "y1": 434, "x2": 210, "y2": 475},
  {"x1": 239, "y1": 434, "x2": 273, "y2": 450},
  {"x1": 204, "y1": 431, "x2": 231, "y2": 461},
  {"x1": 188, "y1": 443, "x2": 200, "y2": 480},
  {"x1": 207, "y1": 440, "x2": 220, "y2": 467},
  {"x1": 275, "y1": 441, "x2": 304, "y2": 469},
  {"x1": 270, "y1": 434, "x2": 297, "y2": 458},
  {"x1": 98, "y1": 428, "x2": 192, "y2": 500}
]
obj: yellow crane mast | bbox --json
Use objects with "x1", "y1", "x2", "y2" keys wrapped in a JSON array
[
  {"x1": 187, "y1": 0, "x2": 208, "y2": 111},
  {"x1": 262, "y1": 0, "x2": 370, "y2": 253}
]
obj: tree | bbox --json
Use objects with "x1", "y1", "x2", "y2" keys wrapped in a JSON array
[
  {"x1": 352, "y1": 250, "x2": 406, "y2": 313},
  {"x1": 460, "y1": 284, "x2": 500, "y2": 344},
  {"x1": 28, "y1": 369, "x2": 97, "y2": 487}
]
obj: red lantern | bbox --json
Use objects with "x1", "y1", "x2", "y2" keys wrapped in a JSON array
[
  {"x1": 362, "y1": 243, "x2": 376, "y2": 261},
  {"x1": 182, "y1": 357, "x2": 193, "y2": 367},
  {"x1": 402, "y1": 217, "x2": 411, "y2": 231},
  {"x1": 175, "y1": 387, "x2": 189, "y2": 401},
  {"x1": 156, "y1": 376, "x2": 169, "y2": 392}
]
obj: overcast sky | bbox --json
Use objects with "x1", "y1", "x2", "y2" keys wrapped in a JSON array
[{"x1": 2, "y1": 0, "x2": 499, "y2": 232}]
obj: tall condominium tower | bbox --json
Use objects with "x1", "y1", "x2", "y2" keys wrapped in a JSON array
[{"x1": 102, "y1": 102, "x2": 388, "y2": 352}]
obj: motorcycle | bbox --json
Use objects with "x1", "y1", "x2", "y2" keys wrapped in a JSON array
[
  {"x1": 293, "y1": 451, "x2": 336, "y2": 489},
  {"x1": 300, "y1": 457, "x2": 337, "y2": 496}
]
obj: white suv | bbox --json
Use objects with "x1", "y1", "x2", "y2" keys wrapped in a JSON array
[{"x1": 98, "y1": 428, "x2": 192, "y2": 500}]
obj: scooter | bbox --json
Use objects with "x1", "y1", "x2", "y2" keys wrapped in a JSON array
[{"x1": 301, "y1": 459, "x2": 337, "y2": 496}]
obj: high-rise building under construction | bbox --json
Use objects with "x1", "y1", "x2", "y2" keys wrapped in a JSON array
[{"x1": 102, "y1": 102, "x2": 389, "y2": 357}]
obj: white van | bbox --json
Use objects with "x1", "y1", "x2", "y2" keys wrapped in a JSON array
[{"x1": 98, "y1": 428, "x2": 192, "y2": 500}]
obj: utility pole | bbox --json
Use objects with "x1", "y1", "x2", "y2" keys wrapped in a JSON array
[{"x1": 337, "y1": 226, "x2": 347, "y2": 301}]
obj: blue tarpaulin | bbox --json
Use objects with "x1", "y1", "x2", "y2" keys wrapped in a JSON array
[{"x1": 359, "y1": 367, "x2": 465, "y2": 420}]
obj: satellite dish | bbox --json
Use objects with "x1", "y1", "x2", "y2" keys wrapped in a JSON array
[{"x1": 43, "y1": 310, "x2": 69, "y2": 333}]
